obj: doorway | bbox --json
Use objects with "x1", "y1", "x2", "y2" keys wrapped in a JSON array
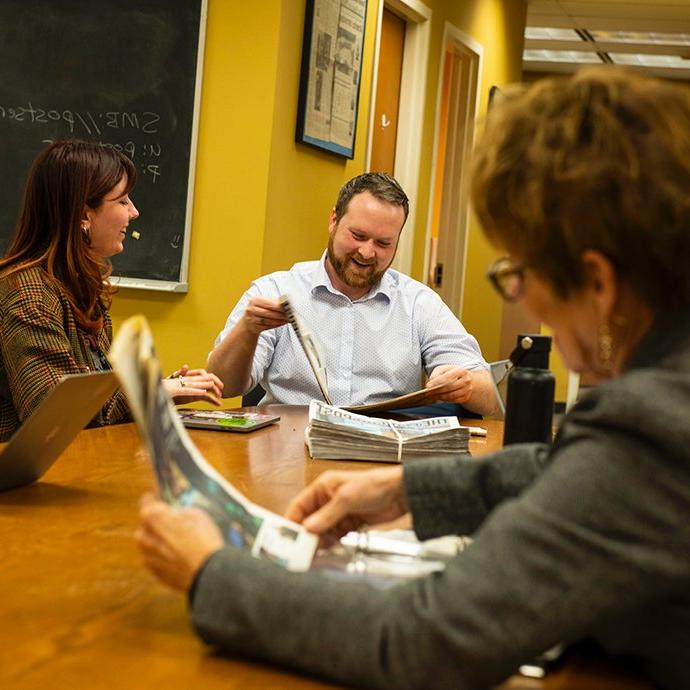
[
  {"x1": 423, "y1": 24, "x2": 483, "y2": 317},
  {"x1": 370, "y1": 7, "x2": 405, "y2": 174}
]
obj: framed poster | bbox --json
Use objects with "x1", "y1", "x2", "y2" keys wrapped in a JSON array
[{"x1": 295, "y1": 0, "x2": 368, "y2": 159}]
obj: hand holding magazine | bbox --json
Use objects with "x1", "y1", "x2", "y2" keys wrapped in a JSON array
[{"x1": 108, "y1": 315, "x2": 317, "y2": 571}]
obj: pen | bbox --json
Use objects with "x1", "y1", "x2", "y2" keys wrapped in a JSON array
[
  {"x1": 464, "y1": 425, "x2": 487, "y2": 437},
  {"x1": 341, "y1": 531, "x2": 471, "y2": 559}
]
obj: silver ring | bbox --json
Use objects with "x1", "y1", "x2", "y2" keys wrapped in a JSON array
[{"x1": 179, "y1": 377, "x2": 186, "y2": 387}]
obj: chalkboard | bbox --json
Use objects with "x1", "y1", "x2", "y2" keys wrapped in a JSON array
[{"x1": 0, "y1": 0, "x2": 207, "y2": 292}]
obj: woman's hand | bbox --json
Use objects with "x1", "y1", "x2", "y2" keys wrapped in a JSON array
[
  {"x1": 164, "y1": 364, "x2": 224, "y2": 405},
  {"x1": 136, "y1": 494, "x2": 224, "y2": 592},
  {"x1": 284, "y1": 467, "x2": 408, "y2": 545}
]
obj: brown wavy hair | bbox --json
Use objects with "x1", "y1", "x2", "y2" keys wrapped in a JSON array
[
  {"x1": 334, "y1": 172, "x2": 409, "y2": 225},
  {"x1": 471, "y1": 66, "x2": 690, "y2": 316},
  {"x1": 0, "y1": 139, "x2": 137, "y2": 334}
]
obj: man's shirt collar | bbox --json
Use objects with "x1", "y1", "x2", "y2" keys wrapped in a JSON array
[{"x1": 312, "y1": 251, "x2": 395, "y2": 302}]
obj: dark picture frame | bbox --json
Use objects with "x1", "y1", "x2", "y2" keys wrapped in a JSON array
[{"x1": 295, "y1": 0, "x2": 368, "y2": 159}]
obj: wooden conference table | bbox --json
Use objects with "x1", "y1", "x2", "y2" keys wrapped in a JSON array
[{"x1": 0, "y1": 406, "x2": 650, "y2": 690}]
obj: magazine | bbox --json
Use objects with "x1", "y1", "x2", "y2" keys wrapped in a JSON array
[
  {"x1": 280, "y1": 294, "x2": 449, "y2": 412},
  {"x1": 178, "y1": 408, "x2": 280, "y2": 433},
  {"x1": 305, "y1": 400, "x2": 471, "y2": 463},
  {"x1": 108, "y1": 315, "x2": 317, "y2": 571}
]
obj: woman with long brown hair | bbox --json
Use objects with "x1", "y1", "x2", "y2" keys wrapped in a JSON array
[{"x1": 0, "y1": 139, "x2": 222, "y2": 442}]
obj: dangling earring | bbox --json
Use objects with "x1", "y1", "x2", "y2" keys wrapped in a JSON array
[{"x1": 598, "y1": 321, "x2": 613, "y2": 371}]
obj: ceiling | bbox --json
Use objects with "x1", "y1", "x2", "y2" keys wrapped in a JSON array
[{"x1": 524, "y1": 0, "x2": 690, "y2": 80}]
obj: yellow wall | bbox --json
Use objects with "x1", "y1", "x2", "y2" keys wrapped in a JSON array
[
  {"x1": 261, "y1": 1, "x2": 380, "y2": 274},
  {"x1": 110, "y1": 0, "x2": 528, "y2": 395}
]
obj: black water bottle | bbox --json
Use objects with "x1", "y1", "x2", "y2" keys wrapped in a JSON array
[{"x1": 503, "y1": 334, "x2": 555, "y2": 446}]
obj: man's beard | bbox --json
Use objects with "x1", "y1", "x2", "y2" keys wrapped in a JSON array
[{"x1": 327, "y1": 234, "x2": 388, "y2": 290}]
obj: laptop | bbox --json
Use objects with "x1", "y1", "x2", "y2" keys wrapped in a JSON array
[
  {"x1": 0, "y1": 371, "x2": 119, "y2": 491},
  {"x1": 489, "y1": 359, "x2": 512, "y2": 418},
  {"x1": 177, "y1": 408, "x2": 280, "y2": 433}
]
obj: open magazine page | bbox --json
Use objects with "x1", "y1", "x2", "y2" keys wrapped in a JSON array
[
  {"x1": 343, "y1": 381, "x2": 449, "y2": 413},
  {"x1": 109, "y1": 315, "x2": 317, "y2": 571}
]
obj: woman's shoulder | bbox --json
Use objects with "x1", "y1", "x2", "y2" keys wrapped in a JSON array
[
  {"x1": 0, "y1": 265, "x2": 64, "y2": 309},
  {"x1": 561, "y1": 363, "x2": 690, "y2": 472}
]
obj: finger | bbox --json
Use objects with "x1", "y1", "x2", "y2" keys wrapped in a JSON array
[
  {"x1": 250, "y1": 296, "x2": 282, "y2": 310},
  {"x1": 427, "y1": 370, "x2": 459, "y2": 387},
  {"x1": 200, "y1": 393, "x2": 222, "y2": 406},
  {"x1": 174, "y1": 388, "x2": 222, "y2": 406},
  {"x1": 139, "y1": 502, "x2": 192, "y2": 544},
  {"x1": 439, "y1": 385, "x2": 472, "y2": 404},
  {"x1": 436, "y1": 377, "x2": 470, "y2": 392},
  {"x1": 258, "y1": 315, "x2": 287, "y2": 328},
  {"x1": 196, "y1": 372, "x2": 224, "y2": 390},
  {"x1": 182, "y1": 377, "x2": 223, "y2": 398},
  {"x1": 136, "y1": 527, "x2": 179, "y2": 565},
  {"x1": 426, "y1": 376, "x2": 453, "y2": 389},
  {"x1": 302, "y1": 492, "x2": 352, "y2": 534},
  {"x1": 284, "y1": 472, "x2": 349, "y2": 523},
  {"x1": 285, "y1": 488, "x2": 325, "y2": 524},
  {"x1": 140, "y1": 497, "x2": 169, "y2": 521}
]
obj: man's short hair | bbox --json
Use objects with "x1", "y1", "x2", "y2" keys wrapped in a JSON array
[{"x1": 334, "y1": 172, "x2": 409, "y2": 226}]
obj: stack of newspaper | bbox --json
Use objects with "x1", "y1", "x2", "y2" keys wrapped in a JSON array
[{"x1": 306, "y1": 401, "x2": 470, "y2": 463}]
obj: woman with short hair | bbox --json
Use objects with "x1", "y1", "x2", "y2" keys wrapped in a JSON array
[{"x1": 137, "y1": 68, "x2": 690, "y2": 690}]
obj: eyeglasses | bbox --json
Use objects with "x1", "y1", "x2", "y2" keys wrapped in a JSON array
[{"x1": 486, "y1": 257, "x2": 525, "y2": 302}]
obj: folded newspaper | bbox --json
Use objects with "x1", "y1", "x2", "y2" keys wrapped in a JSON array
[
  {"x1": 306, "y1": 401, "x2": 470, "y2": 463},
  {"x1": 108, "y1": 315, "x2": 317, "y2": 571}
]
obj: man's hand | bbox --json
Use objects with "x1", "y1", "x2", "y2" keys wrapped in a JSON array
[
  {"x1": 427, "y1": 365, "x2": 473, "y2": 404},
  {"x1": 242, "y1": 296, "x2": 288, "y2": 336},
  {"x1": 207, "y1": 296, "x2": 288, "y2": 396},
  {"x1": 284, "y1": 467, "x2": 407, "y2": 546},
  {"x1": 136, "y1": 494, "x2": 224, "y2": 592}
]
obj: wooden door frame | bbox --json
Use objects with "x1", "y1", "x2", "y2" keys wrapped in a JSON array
[
  {"x1": 366, "y1": 0, "x2": 431, "y2": 276},
  {"x1": 422, "y1": 22, "x2": 483, "y2": 318}
]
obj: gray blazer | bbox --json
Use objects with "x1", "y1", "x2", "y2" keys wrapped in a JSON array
[{"x1": 190, "y1": 318, "x2": 690, "y2": 690}]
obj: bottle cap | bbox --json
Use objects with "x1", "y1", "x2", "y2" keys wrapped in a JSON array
[{"x1": 510, "y1": 334, "x2": 552, "y2": 369}]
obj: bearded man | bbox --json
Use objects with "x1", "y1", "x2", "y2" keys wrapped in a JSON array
[{"x1": 208, "y1": 173, "x2": 495, "y2": 413}]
